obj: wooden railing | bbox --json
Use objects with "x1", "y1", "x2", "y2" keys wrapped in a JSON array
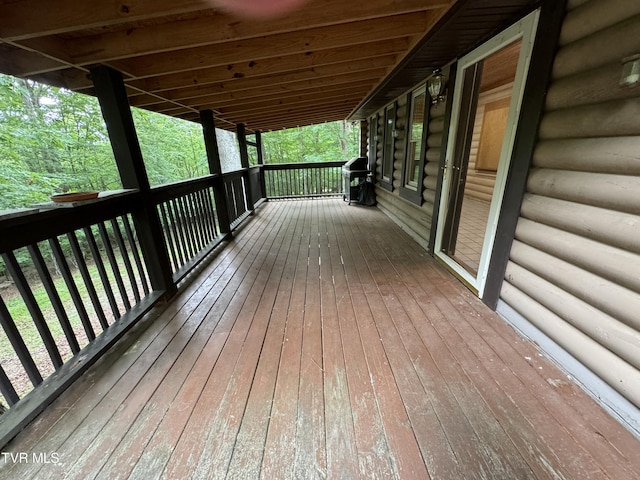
[
  {"x1": 262, "y1": 161, "x2": 345, "y2": 199},
  {"x1": 0, "y1": 161, "x2": 346, "y2": 444},
  {"x1": 222, "y1": 170, "x2": 250, "y2": 227},
  {"x1": 0, "y1": 192, "x2": 159, "y2": 412},
  {"x1": 0, "y1": 168, "x2": 256, "y2": 445},
  {"x1": 152, "y1": 177, "x2": 223, "y2": 283}
]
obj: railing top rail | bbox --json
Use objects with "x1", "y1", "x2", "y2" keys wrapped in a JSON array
[
  {"x1": 261, "y1": 161, "x2": 346, "y2": 170},
  {"x1": 0, "y1": 192, "x2": 141, "y2": 254},
  {"x1": 150, "y1": 174, "x2": 216, "y2": 195}
]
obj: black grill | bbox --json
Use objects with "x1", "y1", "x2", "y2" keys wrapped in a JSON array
[{"x1": 342, "y1": 157, "x2": 370, "y2": 205}]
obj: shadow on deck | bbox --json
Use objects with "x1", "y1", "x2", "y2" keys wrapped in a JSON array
[{"x1": 1, "y1": 199, "x2": 638, "y2": 479}]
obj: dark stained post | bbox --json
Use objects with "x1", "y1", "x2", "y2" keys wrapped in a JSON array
[
  {"x1": 236, "y1": 123, "x2": 255, "y2": 212},
  {"x1": 255, "y1": 131, "x2": 265, "y2": 165},
  {"x1": 237, "y1": 123, "x2": 249, "y2": 168},
  {"x1": 90, "y1": 65, "x2": 176, "y2": 298},
  {"x1": 359, "y1": 120, "x2": 368, "y2": 158},
  {"x1": 255, "y1": 130, "x2": 267, "y2": 200},
  {"x1": 199, "y1": 109, "x2": 232, "y2": 238}
]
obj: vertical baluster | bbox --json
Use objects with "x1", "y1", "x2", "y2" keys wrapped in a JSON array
[
  {"x1": 223, "y1": 180, "x2": 232, "y2": 223},
  {"x1": 176, "y1": 197, "x2": 198, "y2": 259},
  {"x1": 2, "y1": 251, "x2": 63, "y2": 369},
  {"x1": 188, "y1": 192, "x2": 205, "y2": 252},
  {"x1": 210, "y1": 187, "x2": 220, "y2": 236},
  {"x1": 171, "y1": 198, "x2": 192, "y2": 262},
  {"x1": 121, "y1": 215, "x2": 150, "y2": 296},
  {"x1": 0, "y1": 363, "x2": 20, "y2": 406},
  {"x1": 84, "y1": 226, "x2": 121, "y2": 321},
  {"x1": 205, "y1": 187, "x2": 217, "y2": 242},
  {"x1": 48, "y1": 237, "x2": 100, "y2": 339},
  {"x1": 67, "y1": 231, "x2": 106, "y2": 333},
  {"x1": 181, "y1": 194, "x2": 199, "y2": 254},
  {"x1": 237, "y1": 177, "x2": 246, "y2": 214},
  {"x1": 197, "y1": 188, "x2": 212, "y2": 245},
  {"x1": 97, "y1": 222, "x2": 131, "y2": 311},
  {"x1": 27, "y1": 243, "x2": 80, "y2": 355},
  {"x1": 290, "y1": 169, "x2": 295, "y2": 196},
  {"x1": 0, "y1": 295, "x2": 43, "y2": 387},
  {"x1": 278, "y1": 170, "x2": 283, "y2": 197},
  {"x1": 110, "y1": 218, "x2": 141, "y2": 303},
  {"x1": 203, "y1": 187, "x2": 216, "y2": 243},
  {"x1": 156, "y1": 204, "x2": 178, "y2": 273},
  {"x1": 198, "y1": 189, "x2": 211, "y2": 245},
  {"x1": 273, "y1": 171, "x2": 278, "y2": 197},
  {"x1": 162, "y1": 201, "x2": 184, "y2": 270},
  {"x1": 271, "y1": 170, "x2": 276, "y2": 197},
  {"x1": 203, "y1": 186, "x2": 218, "y2": 239}
]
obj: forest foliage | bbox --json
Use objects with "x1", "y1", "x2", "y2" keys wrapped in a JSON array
[{"x1": 0, "y1": 73, "x2": 359, "y2": 212}]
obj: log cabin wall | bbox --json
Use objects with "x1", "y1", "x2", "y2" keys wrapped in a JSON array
[
  {"x1": 497, "y1": 0, "x2": 640, "y2": 432},
  {"x1": 373, "y1": 65, "x2": 454, "y2": 249},
  {"x1": 392, "y1": 95, "x2": 408, "y2": 191},
  {"x1": 423, "y1": 100, "x2": 446, "y2": 212},
  {"x1": 375, "y1": 114, "x2": 384, "y2": 183}
]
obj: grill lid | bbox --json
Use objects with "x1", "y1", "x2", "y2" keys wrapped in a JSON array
[{"x1": 343, "y1": 157, "x2": 368, "y2": 171}]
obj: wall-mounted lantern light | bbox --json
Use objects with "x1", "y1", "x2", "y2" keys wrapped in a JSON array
[
  {"x1": 620, "y1": 54, "x2": 640, "y2": 87},
  {"x1": 427, "y1": 68, "x2": 447, "y2": 105}
]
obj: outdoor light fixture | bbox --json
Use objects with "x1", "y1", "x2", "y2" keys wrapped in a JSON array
[
  {"x1": 427, "y1": 68, "x2": 447, "y2": 105},
  {"x1": 620, "y1": 54, "x2": 640, "y2": 87}
]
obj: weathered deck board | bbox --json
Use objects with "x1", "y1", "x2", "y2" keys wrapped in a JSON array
[{"x1": 1, "y1": 199, "x2": 639, "y2": 480}]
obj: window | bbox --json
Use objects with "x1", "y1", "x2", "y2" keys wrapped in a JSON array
[
  {"x1": 380, "y1": 103, "x2": 396, "y2": 190},
  {"x1": 400, "y1": 86, "x2": 428, "y2": 204}
]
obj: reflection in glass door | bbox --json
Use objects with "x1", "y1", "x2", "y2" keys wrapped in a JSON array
[{"x1": 435, "y1": 11, "x2": 539, "y2": 297}]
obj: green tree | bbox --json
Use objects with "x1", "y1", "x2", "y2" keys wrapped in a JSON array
[{"x1": 262, "y1": 121, "x2": 359, "y2": 164}]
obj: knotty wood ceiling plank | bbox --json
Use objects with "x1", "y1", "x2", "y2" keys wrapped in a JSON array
[
  {"x1": 194, "y1": 86, "x2": 370, "y2": 114},
  {"x1": 132, "y1": 55, "x2": 399, "y2": 95},
  {"x1": 0, "y1": 0, "x2": 215, "y2": 41},
  {"x1": 130, "y1": 68, "x2": 387, "y2": 106},
  {"x1": 42, "y1": 0, "x2": 450, "y2": 65},
  {"x1": 109, "y1": 13, "x2": 428, "y2": 80}
]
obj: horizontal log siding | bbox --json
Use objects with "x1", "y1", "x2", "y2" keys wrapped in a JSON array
[
  {"x1": 392, "y1": 95, "x2": 408, "y2": 190},
  {"x1": 423, "y1": 100, "x2": 446, "y2": 208},
  {"x1": 375, "y1": 114, "x2": 384, "y2": 182},
  {"x1": 500, "y1": 0, "x2": 640, "y2": 411},
  {"x1": 375, "y1": 90, "x2": 449, "y2": 247}
]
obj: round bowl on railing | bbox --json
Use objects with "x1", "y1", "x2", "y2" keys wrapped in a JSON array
[{"x1": 50, "y1": 191, "x2": 99, "y2": 203}]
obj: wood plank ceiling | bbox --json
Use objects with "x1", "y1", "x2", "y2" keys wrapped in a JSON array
[{"x1": 0, "y1": 0, "x2": 456, "y2": 132}]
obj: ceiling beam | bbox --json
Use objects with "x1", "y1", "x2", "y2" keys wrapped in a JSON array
[
  {"x1": 0, "y1": 0, "x2": 215, "y2": 41},
  {"x1": 130, "y1": 69, "x2": 384, "y2": 107},
  {"x1": 221, "y1": 106, "x2": 356, "y2": 130},
  {"x1": 0, "y1": 42, "x2": 65, "y2": 76},
  {"x1": 183, "y1": 82, "x2": 374, "y2": 111},
  {"x1": 191, "y1": 85, "x2": 370, "y2": 113},
  {"x1": 132, "y1": 54, "x2": 398, "y2": 94},
  {"x1": 109, "y1": 12, "x2": 428, "y2": 79},
  {"x1": 28, "y1": 0, "x2": 450, "y2": 65},
  {"x1": 124, "y1": 39, "x2": 406, "y2": 94}
]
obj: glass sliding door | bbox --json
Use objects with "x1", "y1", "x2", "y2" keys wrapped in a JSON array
[{"x1": 434, "y1": 10, "x2": 539, "y2": 297}]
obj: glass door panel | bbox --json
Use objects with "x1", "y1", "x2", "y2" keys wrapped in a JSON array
[{"x1": 435, "y1": 11, "x2": 539, "y2": 297}]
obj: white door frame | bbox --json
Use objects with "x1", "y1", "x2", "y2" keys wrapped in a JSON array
[{"x1": 434, "y1": 9, "x2": 540, "y2": 297}]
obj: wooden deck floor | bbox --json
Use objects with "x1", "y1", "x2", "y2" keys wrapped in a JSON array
[{"x1": 1, "y1": 199, "x2": 639, "y2": 479}]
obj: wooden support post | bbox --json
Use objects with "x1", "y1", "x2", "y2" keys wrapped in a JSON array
[
  {"x1": 255, "y1": 130, "x2": 267, "y2": 200},
  {"x1": 359, "y1": 120, "x2": 368, "y2": 158},
  {"x1": 200, "y1": 109, "x2": 232, "y2": 237},
  {"x1": 90, "y1": 65, "x2": 176, "y2": 298},
  {"x1": 236, "y1": 123, "x2": 255, "y2": 212}
]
